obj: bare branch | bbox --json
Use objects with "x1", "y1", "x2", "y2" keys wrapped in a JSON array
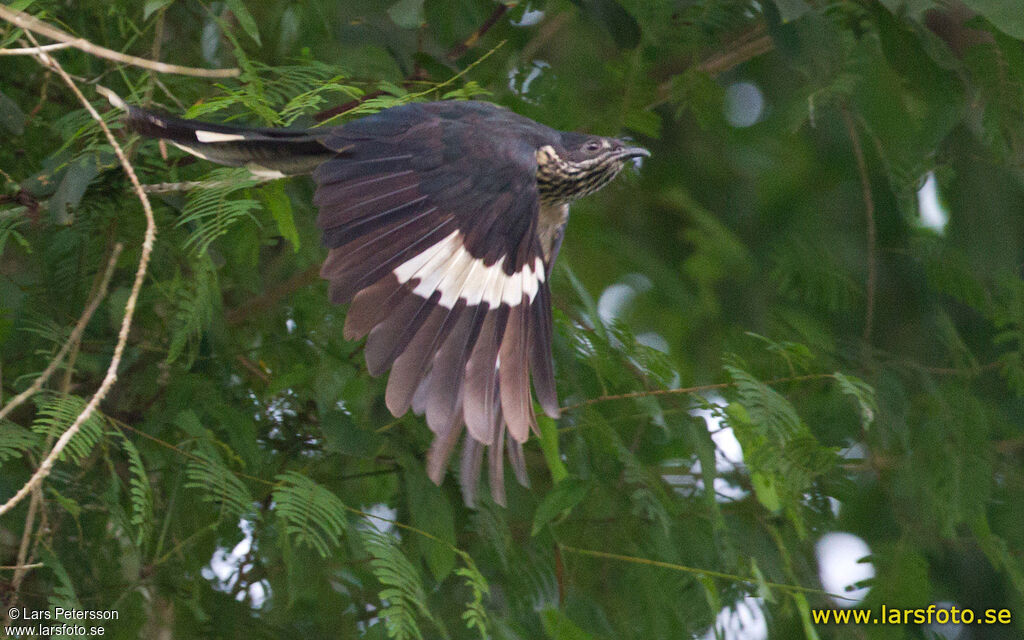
[
  {"x1": 0, "y1": 41, "x2": 73, "y2": 55},
  {"x1": 446, "y1": 3, "x2": 509, "y2": 60},
  {"x1": 7, "y1": 486, "x2": 41, "y2": 611},
  {"x1": 696, "y1": 29, "x2": 773, "y2": 76},
  {"x1": 0, "y1": 36, "x2": 158, "y2": 518},
  {"x1": 0, "y1": 562, "x2": 43, "y2": 571},
  {"x1": 0, "y1": 4, "x2": 239, "y2": 77}
]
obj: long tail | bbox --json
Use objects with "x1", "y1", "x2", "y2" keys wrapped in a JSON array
[{"x1": 103, "y1": 88, "x2": 337, "y2": 177}]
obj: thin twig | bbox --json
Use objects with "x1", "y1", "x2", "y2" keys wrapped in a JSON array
[
  {"x1": 896, "y1": 358, "x2": 1002, "y2": 376},
  {"x1": 0, "y1": 41, "x2": 73, "y2": 55},
  {"x1": 4, "y1": 485, "x2": 40, "y2": 621},
  {"x1": 445, "y1": 3, "x2": 509, "y2": 60},
  {"x1": 559, "y1": 544, "x2": 856, "y2": 602},
  {"x1": 559, "y1": 373, "x2": 835, "y2": 413},
  {"x1": 0, "y1": 562, "x2": 43, "y2": 571},
  {"x1": 648, "y1": 24, "x2": 774, "y2": 110},
  {"x1": 0, "y1": 36, "x2": 157, "y2": 518},
  {"x1": 842, "y1": 105, "x2": 877, "y2": 350},
  {"x1": 7, "y1": 252, "x2": 114, "y2": 606},
  {"x1": 697, "y1": 32, "x2": 774, "y2": 76},
  {"x1": 0, "y1": 244, "x2": 123, "y2": 422},
  {"x1": 0, "y1": 4, "x2": 239, "y2": 77},
  {"x1": 225, "y1": 264, "x2": 321, "y2": 326}
]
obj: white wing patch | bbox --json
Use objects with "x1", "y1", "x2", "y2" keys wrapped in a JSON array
[
  {"x1": 195, "y1": 130, "x2": 249, "y2": 143},
  {"x1": 394, "y1": 231, "x2": 544, "y2": 308},
  {"x1": 170, "y1": 141, "x2": 216, "y2": 162}
]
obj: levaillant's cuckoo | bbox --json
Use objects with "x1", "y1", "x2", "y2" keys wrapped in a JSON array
[{"x1": 122, "y1": 98, "x2": 649, "y2": 505}]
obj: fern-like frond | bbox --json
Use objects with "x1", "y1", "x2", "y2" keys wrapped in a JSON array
[
  {"x1": 184, "y1": 61, "x2": 359, "y2": 126},
  {"x1": 0, "y1": 212, "x2": 28, "y2": 257},
  {"x1": 724, "y1": 360, "x2": 802, "y2": 437},
  {"x1": 0, "y1": 421, "x2": 40, "y2": 468},
  {"x1": 360, "y1": 523, "x2": 435, "y2": 640},
  {"x1": 31, "y1": 393, "x2": 106, "y2": 463},
  {"x1": 455, "y1": 554, "x2": 491, "y2": 639},
  {"x1": 39, "y1": 546, "x2": 83, "y2": 613},
  {"x1": 178, "y1": 167, "x2": 262, "y2": 255},
  {"x1": 833, "y1": 372, "x2": 877, "y2": 429},
  {"x1": 165, "y1": 254, "x2": 220, "y2": 365},
  {"x1": 112, "y1": 429, "x2": 154, "y2": 546},
  {"x1": 278, "y1": 78, "x2": 360, "y2": 126},
  {"x1": 184, "y1": 450, "x2": 253, "y2": 519},
  {"x1": 272, "y1": 471, "x2": 348, "y2": 558}
]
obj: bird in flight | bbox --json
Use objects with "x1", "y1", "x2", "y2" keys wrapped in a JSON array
[{"x1": 121, "y1": 97, "x2": 649, "y2": 505}]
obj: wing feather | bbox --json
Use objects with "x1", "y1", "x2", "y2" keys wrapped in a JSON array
[{"x1": 309, "y1": 102, "x2": 564, "y2": 503}]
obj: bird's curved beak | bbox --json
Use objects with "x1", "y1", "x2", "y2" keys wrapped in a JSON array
[{"x1": 620, "y1": 145, "x2": 650, "y2": 159}]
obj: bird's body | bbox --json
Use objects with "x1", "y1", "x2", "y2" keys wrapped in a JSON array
[{"x1": 124, "y1": 99, "x2": 647, "y2": 504}]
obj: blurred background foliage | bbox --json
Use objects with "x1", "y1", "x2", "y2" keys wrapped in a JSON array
[{"x1": 2, "y1": 0, "x2": 1024, "y2": 638}]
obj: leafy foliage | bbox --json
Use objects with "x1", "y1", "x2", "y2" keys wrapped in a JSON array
[
  {"x1": 111, "y1": 428, "x2": 154, "y2": 546},
  {"x1": 30, "y1": 393, "x2": 106, "y2": 463},
  {"x1": 183, "y1": 450, "x2": 254, "y2": 520},
  {"x1": 2, "y1": 1, "x2": 1024, "y2": 639},
  {"x1": 272, "y1": 471, "x2": 348, "y2": 558},
  {"x1": 360, "y1": 522, "x2": 435, "y2": 640},
  {"x1": 177, "y1": 167, "x2": 264, "y2": 255}
]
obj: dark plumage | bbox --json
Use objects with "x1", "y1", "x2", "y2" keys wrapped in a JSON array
[{"x1": 122, "y1": 98, "x2": 649, "y2": 505}]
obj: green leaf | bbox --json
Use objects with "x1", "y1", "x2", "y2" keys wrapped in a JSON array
[
  {"x1": 833, "y1": 372, "x2": 877, "y2": 430},
  {"x1": 750, "y1": 471, "x2": 782, "y2": 512},
  {"x1": 532, "y1": 478, "x2": 589, "y2": 536},
  {"x1": 771, "y1": 0, "x2": 811, "y2": 22},
  {"x1": 962, "y1": 0, "x2": 1024, "y2": 41},
  {"x1": 388, "y1": 0, "x2": 426, "y2": 29},
  {"x1": 404, "y1": 465, "x2": 456, "y2": 581},
  {"x1": 360, "y1": 524, "x2": 436, "y2": 639},
  {"x1": 49, "y1": 155, "x2": 101, "y2": 225},
  {"x1": 0, "y1": 90, "x2": 25, "y2": 136},
  {"x1": 320, "y1": 409, "x2": 384, "y2": 458},
  {"x1": 540, "y1": 608, "x2": 596, "y2": 640},
  {"x1": 792, "y1": 592, "x2": 822, "y2": 640},
  {"x1": 184, "y1": 450, "x2": 253, "y2": 519},
  {"x1": 572, "y1": 0, "x2": 641, "y2": 50},
  {"x1": 225, "y1": 0, "x2": 261, "y2": 45},
  {"x1": 273, "y1": 471, "x2": 348, "y2": 557},
  {"x1": 877, "y1": 0, "x2": 939, "y2": 20},
  {"x1": 113, "y1": 430, "x2": 154, "y2": 546},
  {"x1": 537, "y1": 415, "x2": 568, "y2": 484},
  {"x1": 31, "y1": 394, "x2": 106, "y2": 464},
  {"x1": 0, "y1": 422, "x2": 40, "y2": 467},
  {"x1": 143, "y1": 0, "x2": 174, "y2": 20},
  {"x1": 260, "y1": 180, "x2": 300, "y2": 251}
]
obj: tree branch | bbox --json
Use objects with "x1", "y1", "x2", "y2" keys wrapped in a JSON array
[
  {"x1": 0, "y1": 563, "x2": 43, "y2": 571},
  {"x1": 0, "y1": 36, "x2": 158, "y2": 518},
  {"x1": 0, "y1": 4, "x2": 239, "y2": 77},
  {"x1": 0, "y1": 41, "x2": 73, "y2": 55},
  {"x1": 445, "y1": 3, "x2": 509, "y2": 60},
  {"x1": 224, "y1": 264, "x2": 322, "y2": 326}
]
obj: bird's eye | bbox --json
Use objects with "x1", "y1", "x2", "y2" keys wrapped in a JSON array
[{"x1": 585, "y1": 141, "x2": 601, "y2": 152}]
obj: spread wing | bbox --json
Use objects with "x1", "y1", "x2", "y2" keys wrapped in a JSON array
[{"x1": 313, "y1": 102, "x2": 561, "y2": 505}]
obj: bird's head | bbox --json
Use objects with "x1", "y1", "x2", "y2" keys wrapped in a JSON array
[{"x1": 536, "y1": 133, "x2": 649, "y2": 205}]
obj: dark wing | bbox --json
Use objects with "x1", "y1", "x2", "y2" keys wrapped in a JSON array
[{"x1": 313, "y1": 102, "x2": 560, "y2": 504}]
